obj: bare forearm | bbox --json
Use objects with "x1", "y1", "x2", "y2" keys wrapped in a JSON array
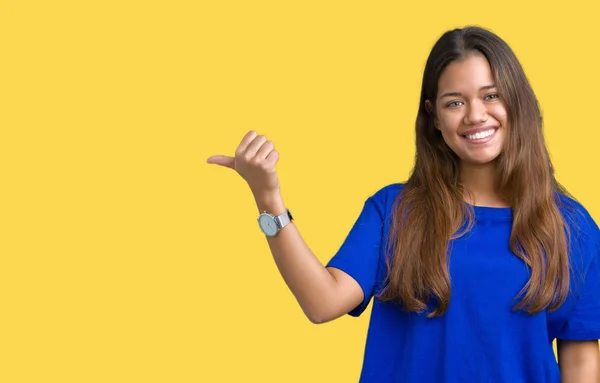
[{"x1": 255, "y1": 193, "x2": 340, "y2": 323}]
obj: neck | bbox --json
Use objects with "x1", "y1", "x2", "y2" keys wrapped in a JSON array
[{"x1": 459, "y1": 161, "x2": 509, "y2": 207}]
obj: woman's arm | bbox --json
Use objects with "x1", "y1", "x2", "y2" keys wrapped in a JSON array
[
  {"x1": 207, "y1": 131, "x2": 364, "y2": 324},
  {"x1": 255, "y1": 193, "x2": 364, "y2": 324},
  {"x1": 557, "y1": 339, "x2": 600, "y2": 383}
]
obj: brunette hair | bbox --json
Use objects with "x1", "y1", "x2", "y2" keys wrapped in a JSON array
[{"x1": 377, "y1": 26, "x2": 572, "y2": 317}]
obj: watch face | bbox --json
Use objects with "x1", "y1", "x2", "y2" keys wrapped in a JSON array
[{"x1": 258, "y1": 214, "x2": 278, "y2": 236}]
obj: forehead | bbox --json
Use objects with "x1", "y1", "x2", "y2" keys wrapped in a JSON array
[{"x1": 437, "y1": 54, "x2": 494, "y2": 93}]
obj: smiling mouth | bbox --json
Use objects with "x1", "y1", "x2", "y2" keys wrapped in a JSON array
[{"x1": 461, "y1": 128, "x2": 498, "y2": 143}]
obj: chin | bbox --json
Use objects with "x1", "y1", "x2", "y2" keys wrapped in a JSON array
[
  {"x1": 462, "y1": 157, "x2": 500, "y2": 166},
  {"x1": 458, "y1": 151, "x2": 502, "y2": 166}
]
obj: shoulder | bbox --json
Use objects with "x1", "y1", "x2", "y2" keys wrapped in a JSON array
[
  {"x1": 368, "y1": 182, "x2": 406, "y2": 204},
  {"x1": 555, "y1": 192, "x2": 600, "y2": 272},
  {"x1": 365, "y1": 182, "x2": 407, "y2": 214},
  {"x1": 354, "y1": 182, "x2": 408, "y2": 227},
  {"x1": 555, "y1": 192, "x2": 599, "y2": 240}
]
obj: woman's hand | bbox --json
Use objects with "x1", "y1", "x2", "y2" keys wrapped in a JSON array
[{"x1": 207, "y1": 130, "x2": 281, "y2": 201}]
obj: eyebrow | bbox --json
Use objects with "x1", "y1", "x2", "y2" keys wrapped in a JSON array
[{"x1": 439, "y1": 85, "x2": 497, "y2": 99}]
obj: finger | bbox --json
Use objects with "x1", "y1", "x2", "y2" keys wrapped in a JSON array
[
  {"x1": 255, "y1": 140, "x2": 274, "y2": 160},
  {"x1": 235, "y1": 130, "x2": 258, "y2": 157},
  {"x1": 264, "y1": 149, "x2": 279, "y2": 168},
  {"x1": 243, "y1": 135, "x2": 267, "y2": 159},
  {"x1": 206, "y1": 155, "x2": 235, "y2": 169}
]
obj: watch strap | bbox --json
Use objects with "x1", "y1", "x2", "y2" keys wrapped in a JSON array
[{"x1": 275, "y1": 209, "x2": 292, "y2": 228}]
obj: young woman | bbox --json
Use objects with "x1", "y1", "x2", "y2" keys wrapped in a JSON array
[{"x1": 207, "y1": 26, "x2": 600, "y2": 382}]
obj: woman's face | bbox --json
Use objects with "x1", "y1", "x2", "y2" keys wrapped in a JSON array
[{"x1": 433, "y1": 54, "x2": 508, "y2": 166}]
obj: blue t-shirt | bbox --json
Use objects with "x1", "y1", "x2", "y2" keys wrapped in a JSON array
[{"x1": 326, "y1": 183, "x2": 600, "y2": 383}]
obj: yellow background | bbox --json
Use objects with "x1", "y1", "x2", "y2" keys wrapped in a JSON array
[{"x1": 2, "y1": 1, "x2": 599, "y2": 382}]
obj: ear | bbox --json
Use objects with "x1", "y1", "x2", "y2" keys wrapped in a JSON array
[{"x1": 425, "y1": 100, "x2": 440, "y2": 130}]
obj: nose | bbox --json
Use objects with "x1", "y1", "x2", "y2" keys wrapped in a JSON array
[{"x1": 463, "y1": 99, "x2": 488, "y2": 125}]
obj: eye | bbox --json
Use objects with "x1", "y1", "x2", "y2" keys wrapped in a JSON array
[
  {"x1": 446, "y1": 100, "x2": 463, "y2": 108},
  {"x1": 484, "y1": 93, "x2": 499, "y2": 101}
]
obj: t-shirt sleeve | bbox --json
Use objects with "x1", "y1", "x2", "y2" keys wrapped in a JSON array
[
  {"x1": 556, "y1": 223, "x2": 600, "y2": 341},
  {"x1": 325, "y1": 195, "x2": 386, "y2": 317}
]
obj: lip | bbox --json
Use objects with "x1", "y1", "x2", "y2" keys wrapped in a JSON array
[
  {"x1": 461, "y1": 125, "x2": 499, "y2": 145},
  {"x1": 460, "y1": 125, "x2": 499, "y2": 137}
]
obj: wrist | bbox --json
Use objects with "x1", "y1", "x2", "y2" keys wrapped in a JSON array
[{"x1": 253, "y1": 191, "x2": 285, "y2": 215}]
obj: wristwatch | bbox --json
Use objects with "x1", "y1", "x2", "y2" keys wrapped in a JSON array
[{"x1": 257, "y1": 209, "x2": 294, "y2": 237}]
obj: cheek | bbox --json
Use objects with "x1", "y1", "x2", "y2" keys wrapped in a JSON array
[
  {"x1": 436, "y1": 123, "x2": 462, "y2": 150},
  {"x1": 436, "y1": 112, "x2": 462, "y2": 135},
  {"x1": 490, "y1": 105, "x2": 508, "y2": 126}
]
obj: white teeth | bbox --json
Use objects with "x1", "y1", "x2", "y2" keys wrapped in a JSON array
[{"x1": 466, "y1": 129, "x2": 495, "y2": 140}]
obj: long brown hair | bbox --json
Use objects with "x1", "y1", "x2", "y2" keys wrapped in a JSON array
[{"x1": 377, "y1": 26, "x2": 572, "y2": 317}]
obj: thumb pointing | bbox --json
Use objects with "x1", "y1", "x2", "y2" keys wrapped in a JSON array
[{"x1": 206, "y1": 155, "x2": 235, "y2": 169}]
